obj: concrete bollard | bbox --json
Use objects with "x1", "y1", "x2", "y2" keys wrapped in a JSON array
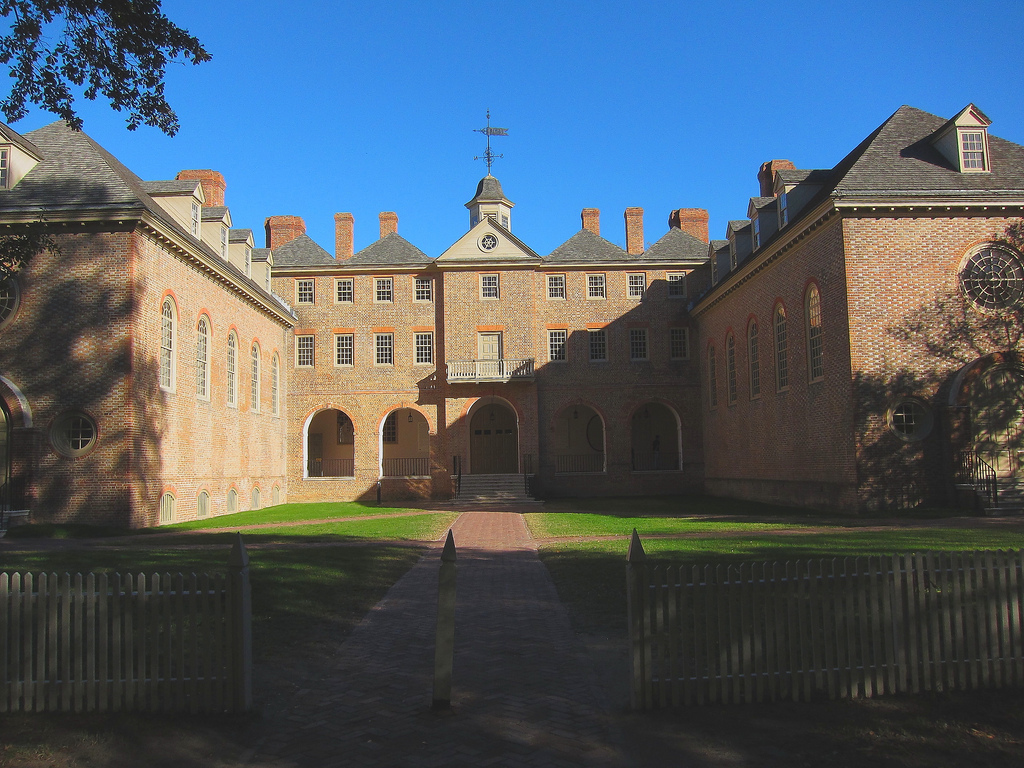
[{"x1": 432, "y1": 529, "x2": 457, "y2": 710}]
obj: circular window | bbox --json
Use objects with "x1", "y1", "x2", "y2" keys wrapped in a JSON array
[
  {"x1": 959, "y1": 245, "x2": 1024, "y2": 311},
  {"x1": 0, "y1": 277, "x2": 20, "y2": 329},
  {"x1": 50, "y1": 410, "x2": 98, "y2": 457},
  {"x1": 479, "y1": 234, "x2": 498, "y2": 252},
  {"x1": 888, "y1": 399, "x2": 933, "y2": 442}
]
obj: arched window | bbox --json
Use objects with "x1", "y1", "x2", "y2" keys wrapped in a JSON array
[
  {"x1": 251, "y1": 486, "x2": 260, "y2": 510},
  {"x1": 197, "y1": 490, "x2": 210, "y2": 518},
  {"x1": 159, "y1": 492, "x2": 175, "y2": 524},
  {"x1": 774, "y1": 304, "x2": 788, "y2": 391},
  {"x1": 251, "y1": 343, "x2": 261, "y2": 412},
  {"x1": 726, "y1": 333, "x2": 737, "y2": 404},
  {"x1": 160, "y1": 298, "x2": 176, "y2": 391},
  {"x1": 227, "y1": 488, "x2": 238, "y2": 514},
  {"x1": 707, "y1": 345, "x2": 718, "y2": 409},
  {"x1": 227, "y1": 332, "x2": 238, "y2": 407},
  {"x1": 196, "y1": 317, "x2": 210, "y2": 399},
  {"x1": 271, "y1": 354, "x2": 280, "y2": 415},
  {"x1": 806, "y1": 285, "x2": 824, "y2": 382},
  {"x1": 272, "y1": 485, "x2": 280, "y2": 505},
  {"x1": 748, "y1": 320, "x2": 761, "y2": 398}
]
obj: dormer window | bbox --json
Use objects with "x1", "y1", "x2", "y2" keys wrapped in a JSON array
[
  {"x1": 244, "y1": 246, "x2": 252, "y2": 277},
  {"x1": 752, "y1": 217, "x2": 761, "y2": 251},
  {"x1": 960, "y1": 131, "x2": 987, "y2": 171},
  {"x1": 191, "y1": 202, "x2": 201, "y2": 237},
  {"x1": 0, "y1": 147, "x2": 9, "y2": 188},
  {"x1": 779, "y1": 193, "x2": 789, "y2": 227},
  {"x1": 220, "y1": 226, "x2": 228, "y2": 260}
]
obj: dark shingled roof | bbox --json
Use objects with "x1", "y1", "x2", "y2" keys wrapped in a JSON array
[
  {"x1": 465, "y1": 174, "x2": 512, "y2": 206},
  {"x1": 727, "y1": 220, "x2": 749, "y2": 234},
  {"x1": 229, "y1": 228, "x2": 253, "y2": 243},
  {"x1": 0, "y1": 121, "x2": 43, "y2": 160},
  {"x1": 545, "y1": 228, "x2": 629, "y2": 263},
  {"x1": 272, "y1": 235, "x2": 336, "y2": 266},
  {"x1": 142, "y1": 179, "x2": 200, "y2": 195},
  {"x1": 830, "y1": 105, "x2": 1024, "y2": 196},
  {"x1": 749, "y1": 196, "x2": 775, "y2": 210},
  {"x1": 643, "y1": 227, "x2": 710, "y2": 262},
  {"x1": 251, "y1": 248, "x2": 271, "y2": 263},
  {"x1": 201, "y1": 206, "x2": 229, "y2": 221},
  {"x1": 346, "y1": 232, "x2": 432, "y2": 266},
  {"x1": 775, "y1": 169, "x2": 831, "y2": 186}
]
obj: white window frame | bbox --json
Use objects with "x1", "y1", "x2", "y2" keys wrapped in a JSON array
[
  {"x1": 190, "y1": 200, "x2": 201, "y2": 237},
  {"x1": 220, "y1": 226, "x2": 228, "y2": 260},
  {"x1": 748, "y1": 321, "x2": 761, "y2": 399},
  {"x1": 375, "y1": 333, "x2": 394, "y2": 366},
  {"x1": 480, "y1": 273, "x2": 499, "y2": 300},
  {"x1": 196, "y1": 317, "x2": 210, "y2": 400},
  {"x1": 774, "y1": 305, "x2": 789, "y2": 391},
  {"x1": 414, "y1": 277, "x2": 433, "y2": 302},
  {"x1": 628, "y1": 273, "x2": 647, "y2": 299},
  {"x1": 960, "y1": 129, "x2": 988, "y2": 171},
  {"x1": 806, "y1": 285, "x2": 824, "y2": 383},
  {"x1": 271, "y1": 354, "x2": 280, "y2": 415},
  {"x1": 335, "y1": 333, "x2": 354, "y2": 366},
  {"x1": 414, "y1": 332, "x2": 433, "y2": 365},
  {"x1": 159, "y1": 492, "x2": 175, "y2": 524},
  {"x1": 160, "y1": 298, "x2": 176, "y2": 392},
  {"x1": 779, "y1": 193, "x2": 789, "y2": 227},
  {"x1": 251, "y1": 343, "x2": 261, "y2": 412},
  {"x1": 587, "y1": 273, "x2": 606, "y2": 299},
  {"x1": 752, "y1": 217, "x2": 760, "y2": 251},
  {"x1": 296, "y1": 334, "x2": 315, "y2": 368},
  {"x1": 548, "y1": 329, "x2": 568, "y2": 362},
  {"x1": 244, "y1": 246, "x2": 252, "y2": 278},
  {"x1": 336, "y1": 278, "x2": 354, "y2": 303},
  {"x1": 667, "y1": 273, "x2": 686, "y2": 299},
  {"x1": 227, "y1": 332, "x2": 238, "y2": 406},
  {"x1": 375, "y1": 277, "x2": 393, "y2": 303},
  {"x1": 296, "y1": 279, "x2": 315, "y2": 304},
  {"x1": 547, "y1": 274, "x2": 566, "y2": 300}
]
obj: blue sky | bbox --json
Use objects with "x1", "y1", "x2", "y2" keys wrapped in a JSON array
[{"x1": 10, "y1": 0, "x2": 1024, "y2": 257}]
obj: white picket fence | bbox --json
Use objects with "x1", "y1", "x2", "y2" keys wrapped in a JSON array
[
  {"x1": 626, "y1": 535, "x2": 1024, "y2": 709},
  {"x1": 1, "y1": 535, "x2": 252, "y2": 713}
]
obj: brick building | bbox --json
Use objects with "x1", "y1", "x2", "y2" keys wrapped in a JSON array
[
  {"x1": 0, "y1": 121, "x2": 292, "y2": 527},
  {"x1": 2, "y1": 102, "x2": 1023, "y2": 525}
]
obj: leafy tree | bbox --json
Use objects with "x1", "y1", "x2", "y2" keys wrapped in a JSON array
[
  {"x1": 0, "y1": 0, "x2": 211, "y2": 136},
  {"x1": 0, "y1": 226, "x2": 58, "y2": 280}
]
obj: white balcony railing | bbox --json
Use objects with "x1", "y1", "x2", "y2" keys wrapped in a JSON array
[{"x1": 446, "y1": 358, "x2": 535, "y2": 383}]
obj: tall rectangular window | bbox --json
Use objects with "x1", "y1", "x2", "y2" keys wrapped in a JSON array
[
  {"x1": 375, "y1": 277, "x2": 393, "y2": 302},
  {"x1": 629, "y1": 329, "x2": 648, "y2": 361},
  {"x1": 220, "y1": 226, "x2": 228, "y2": 260},
  {"x1": 271, "y1": 355, "x2": 280, "y2": 415},
  {"x1": 587, "y1": 274, "x2": 606, "y2": 299},
  {"x1": 335, "y1": 333, "x2": 353, "y2": 366},
  {"x1": 375, "y1": 333, "x2": 394, "y2": 365},
  {"x1": 190, "y1": 201, "x2": 201, "y2": 236},
  {"x1": 589, "y1": 329, "x2": 607, "y2": 362},
  {"x1": 0, "y1": 147, "x2": 9, "y2": 188},
  {"x1": 961, "y1": 131, "x2": 986, "y2": 170},
  {"x1": 667, "y1": 273, "x2": 686, "y2": 298},
  {"x1": 749, "y1": 322, "x2": 761, "y2": 398},
  {"x1": 670, "y1": 328, "x2": 689, "y2": 360},
  {"x1": 726, "y1": 335, "x2": 737, "y2": 404},
  {"x1": 336, "y1": 278, "x2": 354, "y2": 303},
  {"x1": 708, "y1": 346, "x2": 718, "y2": 408},
  {"x1": 297, "y1": 279, "x2": 315, "y2": 304},
  {"x1": 227, "y1": 333, "x2": 237, "y2": 406},
  {"x1": 628, "y1": 273, "x2": 646, "y2": 298},
  {"x1": 196, "y1": 318, "x2": 209, "y2": 399},
  {"x1": 383, "y1": 412, "x2": 397, "y2": 443},
  {"x1": 751, "y1": 217, "x2": 760, "y2": 251},
  {"x1": 251, "y1": 345, "x2": 260, "y2": 412},
  {"x1": 774, "y1": 306, "x2": 789, "y2": 390},
  {"x1": 547, "y1": 274, "x2": 566, "y2": 299},
  {"x1": 415, "y1": 277, "x2": 432, "y2": 301},
  {"x1": 779, "y1": 193, "x2": 789, "y2": 227},
  {"x1": 415, "y1": 332, "x2": 433, "y2": 364},
  {"x1": 548, "y1": 329, "x2": 567, "y2": 361},
  {"x1": 481, "y1": 274, "x2": 499, "y2": 299},
  {"x1": 297, "y1": 334, "x2": 314, "y2": 367}
]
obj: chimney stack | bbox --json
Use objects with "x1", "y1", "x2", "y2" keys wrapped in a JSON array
[
  {"x1": 264, "y1": 216, "x2": 306, "y2": 250},
  {"x1": 581, "y1": 208, "x2": 600, "y2": 236},
  {"x1": 668, "y1": 208, "x2": 710, "y2": 243},
  {"x1": 335, "y1": 212, "x2": 354, "y2": 260},
  {"x1": 624, "y1": 207, "x2": 644, "y2": 255},
  {"x1": 176, "y1": 169, "x2": 225, "y2": 208},
  {"x1": 379, "y1": 212, "x2": 398, "y2": 239},
  {"x1": 757, "y1": 159, "x2": 796, "y2": 197}
]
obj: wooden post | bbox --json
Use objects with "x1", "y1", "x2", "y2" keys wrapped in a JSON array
[
  {"x1": 228, "y1": 533, "x2": 252, "y2": 712},
  {"x1": 626, "y1": 528, "x2": 648, "y2": 709},
  {"x1": 432, "y1": 530, "x2": 457, "y2": 710}
]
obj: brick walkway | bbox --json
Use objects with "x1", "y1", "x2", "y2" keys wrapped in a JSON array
[{"x1": 242, "y1": 511, "x2": 631, "y2": 768}]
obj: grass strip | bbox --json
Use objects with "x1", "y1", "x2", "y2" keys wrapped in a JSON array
[{"x1": 524, "y1": 512, "x2": 819, "y2": 538}]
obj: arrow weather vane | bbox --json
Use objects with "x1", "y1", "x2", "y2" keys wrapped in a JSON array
[{"x1": 474, "y1": 110, "x2": 508, "y2": 173}]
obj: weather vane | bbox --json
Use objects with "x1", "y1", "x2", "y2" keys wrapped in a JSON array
[{"x1": 474, "y1": 110, "x2": 508, "y2": 173}]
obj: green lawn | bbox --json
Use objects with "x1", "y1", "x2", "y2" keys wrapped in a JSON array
[
  {"x1": 147, "y1": 501, "x2": 429, "y2": 532},
  {"x1": 525, "y1": 512, "x2": 820, "y2": 538}
]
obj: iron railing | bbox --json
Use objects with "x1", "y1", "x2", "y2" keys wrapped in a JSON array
[
  {"x1": 453, "y1": 455, "x2": 462, "y2": 497},
  {"x1": 631, "y1": 451, "x2": 680, "y2": 472},
  {"x1": 382, "y1": 457, "x2": 431, "y2": 477},
  {"x1": 956, "y1": 451, "x2": 998, "y2": 507},
  {"x1": 446, "y1": 358, "x2": 535, "y2": 383},
  {"x1": 307, "y1": 458, "x2": 355, "y2": 478},
  {"x1": 554, "y1": 453, "x2": 605, "y2": 473}
]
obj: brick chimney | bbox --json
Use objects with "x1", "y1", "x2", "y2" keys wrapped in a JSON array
[
  {"x1": 581, "y1": 208, "x2": 600, "y2": 236},
  {"x1": 335, "y1": 212, "x2": 354, "y2": 260},
  {"x1": 176, "y1": 169, "x2": 225, "y2": 208},
  {"x1": 379, "y1": 212, "x2": 398, "y2": 239},
  {"x1": 757, "y1": 159, "x2": 796, "y2": 197},
  {"x1": 668, "y1": 208, "x2": 709, "y2": 243},
  {"x1": 624, "y1": 207, "x2": 644, "y2": 255},
  {"x1": 264, "y1": 215, "x2": 306, "y2": 250}
]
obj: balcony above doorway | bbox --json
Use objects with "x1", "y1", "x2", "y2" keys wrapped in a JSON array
[{"x1": 446, "y1": 359, "x2": 535, "y2": 383}]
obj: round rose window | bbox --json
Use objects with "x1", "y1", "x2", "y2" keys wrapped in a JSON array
[{"x1": 959, "y1": 245, "x2": 1024, "y2": 310}]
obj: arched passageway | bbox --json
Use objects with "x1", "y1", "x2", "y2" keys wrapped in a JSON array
[
  {"x1": 630, "y1": 402, "x2": 681, "y2": 471},
  {"x1": 970, "y1": 365, "x2": 1024, "y2": 479},
  {"x1": 470, "y1": 401, "x2": 519, "y2": 474},
  {"x1": 553, "y1": 404, "x2": 604, "y2": 473},
  {"x1": 306, "y1": 408, "x2": 355, "y2": 477},
  {"x1": 381, "y1": 408, "x2": 430, "y2": 477}
]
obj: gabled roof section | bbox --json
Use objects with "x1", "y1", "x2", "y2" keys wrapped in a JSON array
[
  {"x1": 347, "y1": 232, "x2": 432, "y2": 266},
  {"x1": 251, "y1": 248, "x2": 271, "y2": 263},
  {"x1": 229, "y1": 228, "x2": 254, "y2": 244},
  {"x1": 142, "y1": 179, "x2": 200, "y2": 196},
  {"x1": 0, "y1": 121, "x2": 43, "y2": 160},
  {"x1": 642, "y1": 227, "x2": 709, "y2": 263},
  {"x1": 831, "y1": 105, "x2": 1024, "y2": 195},
  {"x1": 774, "y1": 168, "x2": 831, "y2": 187},
  {"x1": 272, "y1": 234, "x2": 336, "y2": 266},
  {"x1": 201, "y1": 206, "x2": 230, "y2": 225},
  {"x1": 545, "y1": 228, "x2": 628, "y2": 264},
  {"x1": 438, "y1": 218, "x2": 539, "y2": 263}
]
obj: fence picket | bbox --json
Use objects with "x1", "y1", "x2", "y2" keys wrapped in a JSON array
[
  {"x1": 10, "y1": 573, "x2": 21, "y2": 712},
  {"x1": 983, "y1": 552, "x2": 1000, "y2": 688},
  {"x1": 0, "y1": 572, "x2": 8, "y2": 713},
  {"x1": 1010, "y1": 552, "x2": 1024, "y2": 686}
]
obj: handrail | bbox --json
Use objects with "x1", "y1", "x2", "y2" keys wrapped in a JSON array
[
  {"x1": 306, "y1": 458, "x2": 355, "y2": 478},
  {"x1": 957, "y1": 451, "x2": 999, "y2": 507},
  {"x1": 446, "y1": 358, "x2": 535, "y2": 383},
  {"x1": 382, "y1": 457, "x2": 430, "y2": 477}
]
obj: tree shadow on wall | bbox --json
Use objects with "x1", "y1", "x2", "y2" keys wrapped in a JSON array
[{"x1": 1, "y1": 197, "x2": 165, "y2": 526}]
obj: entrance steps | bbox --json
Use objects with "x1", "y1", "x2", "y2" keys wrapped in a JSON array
[
  {"x1": 453, "y1": 473, "x2": 541, "y2": 507},
  {"x1": 985, "y1": 481, "x2": 1024, "y2": 516}
]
